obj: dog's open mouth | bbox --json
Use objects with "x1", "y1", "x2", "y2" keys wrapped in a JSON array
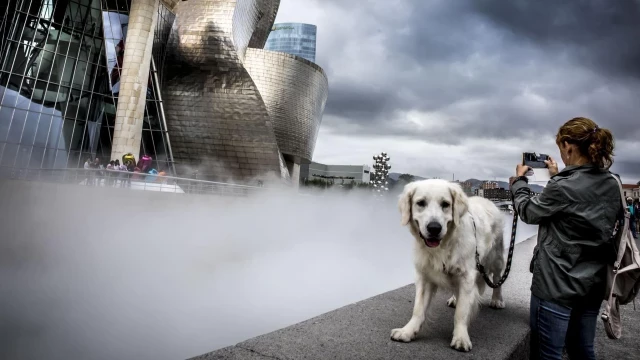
[{"x1": 419, "y1": 233, "x2": 441, "y2": 248}]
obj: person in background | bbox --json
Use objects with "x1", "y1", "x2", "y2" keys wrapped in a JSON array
[
  {"x1": 83, "y1": 157, "x2": 93, "y2": 186},
  {"x1": 634, "y1": 199, "x2": 640, "y2": 234},
  {"x1": 106, "y1": 160, "x2": 115, "y2": 187},
  {"x1": 509, "y1": 117, "x2": 620, "y2": 360},
  {"x1": 94, "y1": 157, "x2": 104, "y2": 186},
  {"x1": 628, "y1": 197, "x2": 637, "y2": 239},
  {"x1": 124, "y1": 160, "x2": 134, "y2": 187},
  {"x1": 114, "y1": 159, "x2": 123, "y2": 187}
]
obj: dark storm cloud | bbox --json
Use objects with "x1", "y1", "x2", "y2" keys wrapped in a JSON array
[
  {"x1": 324, "y1": 82, "x2": 397, "y2": 120},
  {"x1": 316, "y1": 0, "x2": 640, "y2": 145},
  {"x1": 471, "y1": 0, "x2": 640, "y2": 79}
]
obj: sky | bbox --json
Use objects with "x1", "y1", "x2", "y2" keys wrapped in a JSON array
[{"x1": 274, "y1": 0, "x2": 640, "y2": 183}]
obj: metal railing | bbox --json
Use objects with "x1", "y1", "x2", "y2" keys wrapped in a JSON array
[{"x1": 1, "y1": 166, "x2": 264, "y2": 197}]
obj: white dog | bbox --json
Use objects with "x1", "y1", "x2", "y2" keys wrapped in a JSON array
[{"x1": 390, "y1": 179, "x2": 506, "y2": 352}]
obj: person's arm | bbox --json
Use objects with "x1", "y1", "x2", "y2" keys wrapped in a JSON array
[{"x1": 510, "y1": 177, "x2": 567, "y2": 225}]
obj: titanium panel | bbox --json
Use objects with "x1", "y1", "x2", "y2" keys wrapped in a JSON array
[
  {"x1": 247, "y1": 0, "x2": 280, "y2": 49},
  {"x1": 231, "y1": 0, "x2": 261, "y2": 61},
  {"x1": 244, "y1": 48, "x2": 328, "y2": 163},
  {"x1": 163, "y1": 0, "x2": 288, "y2": 183}
]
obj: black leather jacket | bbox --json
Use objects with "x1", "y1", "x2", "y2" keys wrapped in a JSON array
[{"x1": 511, "y1": 164, "x2": 621, "y2": 307}]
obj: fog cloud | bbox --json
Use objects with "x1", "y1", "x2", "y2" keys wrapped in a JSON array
[{"x1": 0, "y1": 181, "x2": 537, "y2": 360}]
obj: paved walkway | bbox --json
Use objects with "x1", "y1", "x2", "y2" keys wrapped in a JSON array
[{"x1": 191, "y1": 236, "x2": 640, "y2": 360}]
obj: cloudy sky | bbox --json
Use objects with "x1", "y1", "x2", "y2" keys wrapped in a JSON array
[{"x1": 274, "y1": 0, "x2": 640, "y2": 183}]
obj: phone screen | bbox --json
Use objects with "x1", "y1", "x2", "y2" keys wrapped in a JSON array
[
  {"x1": 523, "y1": 153, "x2": 551, "y2": 183},
  {"x1": 526, "y1": 168, "x2": 551, "y2": 182}
]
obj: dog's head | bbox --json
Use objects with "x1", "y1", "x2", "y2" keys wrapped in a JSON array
[{"x1": 398, "y1": 179, "x2": 469, "y2": 248}]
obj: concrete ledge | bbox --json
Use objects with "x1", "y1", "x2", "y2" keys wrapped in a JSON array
[{"x1": 190, "y1": 237, "x2": 538, "y2": 360}]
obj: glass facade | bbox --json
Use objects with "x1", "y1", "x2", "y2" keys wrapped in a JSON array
[
  {"x1": 265, "y1": 22, "x2": 317, "y2": 63},
  {"x1": 0, "y1": 0, "x2": 175, "y2": 177}
]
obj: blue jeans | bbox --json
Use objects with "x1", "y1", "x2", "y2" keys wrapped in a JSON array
[{"x1": 530, "y1": 294, "x2": 601, "y2": 360}]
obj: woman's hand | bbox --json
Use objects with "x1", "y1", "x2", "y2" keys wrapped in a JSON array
[
  {"x1": 516, "y1": 164, "x2": 531, "y2": 177},
  {"x1": 544, "y1": 156, "x2": 559, "y2": 176}
]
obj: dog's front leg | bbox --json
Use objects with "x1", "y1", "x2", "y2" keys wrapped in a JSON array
[
  {"x1": 390, "y1": 273, "x2": 437, "y2": 342},
  {"x1": 450, "y1": 276, "x2": 477, "y2": 352},
  {"x1": 490, "y1": 275, "x2": 505, "y2": 309}
]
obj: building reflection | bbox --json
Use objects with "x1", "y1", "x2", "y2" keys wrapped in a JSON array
[{"x1": 0, "y1": 0, "x2": 175, "y2": 176}]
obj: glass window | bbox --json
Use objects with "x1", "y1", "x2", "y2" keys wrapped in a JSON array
[
  {"x1": 21, "y1": 111, "x2": 40, "y2": 146},
  {"x1": 68, "y1": 150, "x2": 82, "y2": 168},
  {"x1": 35, "y1": 114, "x2": 53, "y2": 147},
  {"x1": 72, "y1": 60, "x2": 89, "y2": 89},
  {"x1": 60, "y1": 57, "x2": 77, "y2": 87},
  {"x1": 17, "y1": 14, "x2": 40, "y2": 46},
  {"x1": 54, "y1": 148, "x2": 68, "y2": 168},
  {"x1": 7, "y1": 109, "x2": 27, "y2": 143},
  {"x1": 1, "y1": 41, "x2": 19, "y2": 72},
  {"x1": 68, "y1": 119, "x2": 86, "y2": 151},
  {"x1": 29, "y1": 146, "x2": 45, "y2": 168},
  {"x1": 0, "y1": 143, "x2": 18, "y2": 166},
  {"x1": 54, "y1": 85, "x2": 71, "y2": 116},
  {"x1": 42, "y1": 147, "x2": 57, "y2": 168},
  {"x1": 15, "y1": 145, "x2": 32, "y2": 168},
  {"x1": 0, "y1": 106, "x2": 13, "y2": 141}
]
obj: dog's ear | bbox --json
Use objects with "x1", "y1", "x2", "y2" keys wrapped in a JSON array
[
  {"x1": 398, "y1": 182, "x2": 417, "y2": 226},
  {"x1": 449, "y1": 182, "x2": 469, "y2": 225}
]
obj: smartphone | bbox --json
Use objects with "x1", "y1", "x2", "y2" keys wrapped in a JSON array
[{"x1": 522, "y1": 152, "x2": 551, "y2": 182}]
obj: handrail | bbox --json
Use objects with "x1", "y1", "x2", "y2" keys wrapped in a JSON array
[{"x1": 1, "y1": 166, "x2": 265, "y2": 197}]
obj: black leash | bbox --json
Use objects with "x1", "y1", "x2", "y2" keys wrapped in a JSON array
[{"x1": 474, "y1": 205, "x2": 519, "y2": 289}]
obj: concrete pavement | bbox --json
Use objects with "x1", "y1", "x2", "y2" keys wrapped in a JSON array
[{"x1": 593, "y1": 298, "x2": 640, "y2": 359}]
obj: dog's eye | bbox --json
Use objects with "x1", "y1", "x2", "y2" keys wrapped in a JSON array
[
  {"x1": 416, "y1": 200, "x2": 426, "y2": 207},
  {"x1": 441, "y1": 201, "x2": 450, "y2": 208}
]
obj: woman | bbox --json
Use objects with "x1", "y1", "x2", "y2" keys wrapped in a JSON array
[{"x1": 509, "y1": 117, "x2": 621, "y2": 360}]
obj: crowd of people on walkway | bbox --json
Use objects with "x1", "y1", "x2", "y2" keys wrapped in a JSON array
[{"x1": 82, "y1": 153, "x2": 167, "y2": 187}]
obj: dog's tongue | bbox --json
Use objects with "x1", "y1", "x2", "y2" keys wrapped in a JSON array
[{"x1": 425, "y1": 238, "x2": 440, "y2": 248}]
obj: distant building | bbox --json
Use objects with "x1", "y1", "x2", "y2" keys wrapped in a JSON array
[
  {"x1": 265, "y1": 23, "x2": 317, "y2": 63},
  {"x1": 622, "y1": 184, "x2": 640, "y2": 200},
  {"x1": 483, "y1": 188, "x2": 512, "y2": 201},
  {"x1": 454, "y1": 180, "x2": 474, "y2": 197},
  {"x1": 300, "y1": 161, "x2": 370, "y2": 184},
  {"x1": 482, "y1": 181, "x2": 499, "y2": 190}
]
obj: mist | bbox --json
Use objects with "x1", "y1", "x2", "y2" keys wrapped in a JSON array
[{"x1": 0, "y1": 180, "x2": 537, "y2": 360}]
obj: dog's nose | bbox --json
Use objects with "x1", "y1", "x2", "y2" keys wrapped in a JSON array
[{"x1": 426, "y1": 222, "x2": 442, "y2": 235}]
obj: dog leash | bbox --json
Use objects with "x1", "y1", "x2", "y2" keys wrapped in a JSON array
[{"x1": 473, "y1": 206, "x2": 519, "y2": 289}]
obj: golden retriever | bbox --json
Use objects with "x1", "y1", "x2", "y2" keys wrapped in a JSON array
[{"x1": 390, "y1": 179, "x2": 506, "y2": 352}]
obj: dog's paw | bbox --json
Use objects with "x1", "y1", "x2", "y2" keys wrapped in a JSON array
[
  {"x1": 489, "y1": 299, "x2": 506, "y2": 309},
  {"x1": 446, "y1": 295, "x2": 457, "y2": 308},
  {"x1": 390, "y1": 327, "x2": 417, "y2": 342},
  {"x1": 450, "y1": 333, "x2": 472, "y2": 352}
]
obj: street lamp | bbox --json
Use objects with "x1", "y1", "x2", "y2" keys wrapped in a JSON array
[{"x1": 371, "y1": 152, "x2": 391, "y2": 197}]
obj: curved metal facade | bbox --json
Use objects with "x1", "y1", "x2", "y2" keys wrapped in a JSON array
[
  {"x1": 247, "y1": 0, "x2": 280, "y2": 49},
  {"x1": 244, "y1": 49, "x2": 328, "y2": 164},
  {"x1": 163, "y1": 0, "x2": 289, "y2": 183}
]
